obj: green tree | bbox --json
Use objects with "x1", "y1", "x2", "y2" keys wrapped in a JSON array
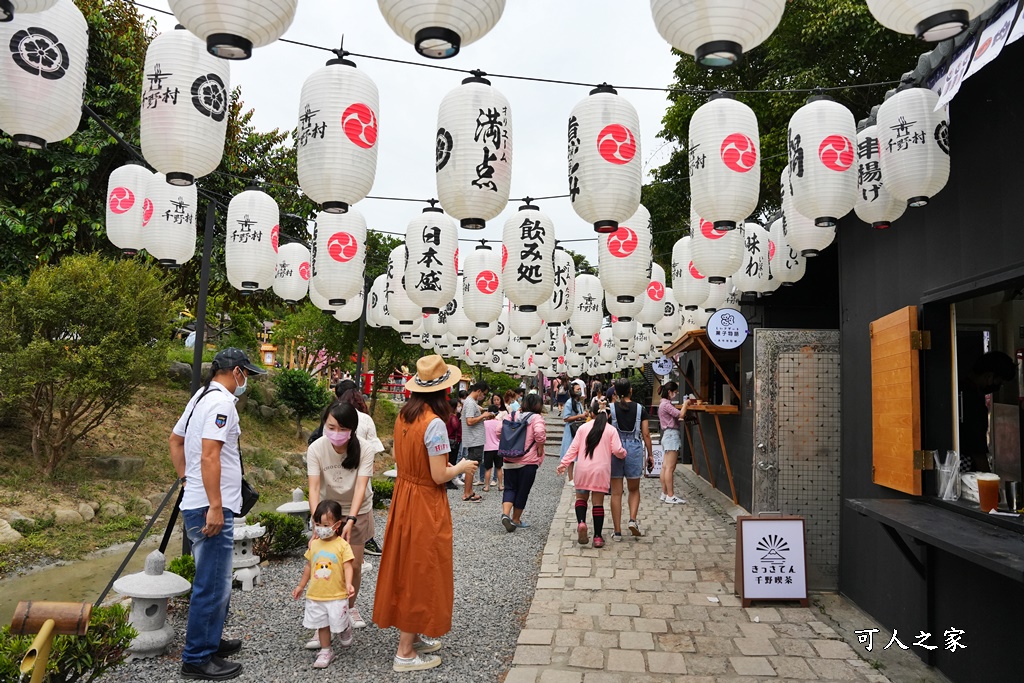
[
  {"x1": 273, "y1": 368, "x2": 332, "y2": 437},
  {"x1": 272, "y1": 302, "x2": 350, "y2": 373},
  {"x1": 649, "y1": 0, "x2": 922, "y2": 265},
  {"x1": 0, "y1": 254, "x2": 173, "y2": 476},
  {"x1": 565, "y1": 248, "x2": 597, "y2": 276}
]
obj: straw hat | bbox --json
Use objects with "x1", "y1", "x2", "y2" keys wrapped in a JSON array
[{"x1": 405, "y1": 355, "x2": 462, "y2": 393}]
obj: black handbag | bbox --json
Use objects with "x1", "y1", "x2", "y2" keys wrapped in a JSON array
[{"x1": 567, "y1": 400, "x2": 584, "y2": 437}]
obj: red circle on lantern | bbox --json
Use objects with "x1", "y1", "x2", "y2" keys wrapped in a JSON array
[
  {"x1": 327, "y1": 231, "x2": 359, "y2": 262},
  {"x1": 768, "y1": 239, "x2": 776, "y2": 261},
  {"x1": 270, "y1": 225, "x2": 280, "y2": 253},
  {"x1": 688, "y1": 260, "x2": 705, "y2": 279},
  {"x1": 720, "y1": 133, "x2": 757, "y2": 172},
  {"x1": 454, "y1": 248, "x2": 459, "y2": 273},
  {"x1": 818, "y1": 134, "x2": 854, "y2": 171},
  {"x1": 476, "y1": 270, "x2": 499, "y2": 294},
  {"x1": 558, "y1": 355, "x2": 565, "y2": 365},
  {"x1": 647, "y1": 281, "x2": 665, "y2": 301},
  {"x1": 592, "y1": 333, "x2": 600, "y2": 345},
  {"x1": 108, "y1": 187, "x2": 135, "y2": 214},
  {"x1": 141, "y1": 198, "x2": 154, "y2": 227},
  {"x1": 699, "y1": 218, "x2": 727, "y2": 240},
  {"x1": 298, "y1": 262, "x2": 311, "y2": 280},
  {"x1": 597, "y1": 124, "x2": 637, "y2": 164},
  {"x1": 501, "y1": 245, "x2": 508, "y2": 271},
  {"x1": 342, "y1": 103, "x2": 378, "y2": 149},
  {"x1": 607, "y1": 227, "x2": 638, "y2": 258}
]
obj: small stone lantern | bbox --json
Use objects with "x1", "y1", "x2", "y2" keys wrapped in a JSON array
[
  {"x1": 276, "y1": 487, "x2": 311, "y2": 529},
  {"x1": 232, "y1": 515, "x2": 266, "y2": 592},
  {"x1": 112, "y1": 550, "x2": 191, "y2": 659}
]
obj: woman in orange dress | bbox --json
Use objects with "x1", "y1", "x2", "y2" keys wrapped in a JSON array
[{"x1": 372, "y1": 355, "x2": 478, "y2": 673}]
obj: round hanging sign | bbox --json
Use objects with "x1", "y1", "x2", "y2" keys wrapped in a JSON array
[
  {"x1": 652, "y1": 355, "x2": 674, "y2": 376},
  {"x1": 707, "y1": 308, "x2": 749, "y2": 350}
]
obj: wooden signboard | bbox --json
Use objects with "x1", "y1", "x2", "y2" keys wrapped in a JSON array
[{"x1": 735, "y1": 515, "x2": 808, "y2": 607}]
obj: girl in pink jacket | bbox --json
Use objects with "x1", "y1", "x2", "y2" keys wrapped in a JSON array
[
  {"x1": 557, "y1": 401, "x2": 626, "y2": 548},
  {"x1": 500, "y1": 393, "x2": 547, "y2": 532}
]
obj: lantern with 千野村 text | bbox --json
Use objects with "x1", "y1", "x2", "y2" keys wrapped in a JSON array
[
  {"x1": 273, "y1": 242, "x2": 310, "y2": 305},
  {"x1": 144, "y1": 172, "x2": 197, "y2": 267},
  {"x1": 225, "y1": 187, "x2": 278, "y2": 294},
  {"x1": 876, "y1": 87, "x2": 950, "y2": 208}
]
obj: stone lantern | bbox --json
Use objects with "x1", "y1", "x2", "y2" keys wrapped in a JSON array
[
  {"x1": 112, "y1": 550, "x2": 191, "y2": 659},
  {"x1": 232, "y1": 516, "x2": 266, "y2": 592},
  {"x1": 276, "y1": 487, "x2": 311, "y2": 529}
]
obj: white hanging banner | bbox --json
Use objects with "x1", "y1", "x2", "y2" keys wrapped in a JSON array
[
  {"x1": 934, "y1": 44, "x2": 976, "y2": 111},
  {"x1": 1008, "y1": 4, "x2": 1024, "y2": 45},
  {"x1": 963, "y1": 2, "x2": 1018, "y2": 81},
  {"x1": 706, "y1": 308, "x2": 748, "y2": 350},
  {"x1": 652, "y1": 355, "x2": 674, "y2": 376}
]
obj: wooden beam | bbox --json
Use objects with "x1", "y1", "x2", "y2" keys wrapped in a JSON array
[
  {"x1": 695, "y1": 335, "x2": 741, "y2": 401},
  {"x1": 714, "y1": 414, "x2": 739, "y2": 505},
  {"x1": 695, "y1": 416, "x2": 716, "y2": 487}
]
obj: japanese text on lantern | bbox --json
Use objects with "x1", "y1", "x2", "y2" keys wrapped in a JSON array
[
  {"x1": 887, "y1": 116, "x2": 926, "y2": 153},
  {"x1": 567, "y1": 115, "x2": 581, "y2": 202},
  {"x1": 857, "y1": 136, "x2": 883, "y2": 202},
  {"x1": 578, "y1": 293, "x2": 599, "y2": 314},
  {"x1": 415, "y1": 223, "x2": 443, "y2": 292},
  {"x1": 744, "y1": 233, "x2": 761, "y2": 277},
  {"x1": 298, "y1": 103, "x2": 327, "y2": 146},
  {"x1": 164, "y1": 196, "x2": 193, "y2": 225},
  {"x1": 688, "y1": 143, "x2": 705, "y2": 173},
  {"x1": 471, "y1": 107, "x2": 507, "y2": 192},
  {"x1": 231, "y1": 215, "x2": 261, "y2": 244},
  {"x1": 517, "y1": 218, "x2": 546, "y2": 284},
  {"x1": 143, "y1": 64, "x2": 179, "y2": 109},
  {"x1": 787, "y1": 128, "x2": 804, "y2": 186}
]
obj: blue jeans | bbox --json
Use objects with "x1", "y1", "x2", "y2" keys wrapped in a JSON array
[
  {"x1": 611, "y1": 440, "x2": 645, "y2": 479},
  {"x1": 181, "y1": 507, "x2": 234, "y2": 665}
]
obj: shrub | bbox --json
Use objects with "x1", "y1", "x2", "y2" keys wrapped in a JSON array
[
  {"x1": 167, "y1": 553, "x2": 196, "y2": 586},
  {"x1": 371, "y1": 397, "x2": 399, "y2": 428},
  {"x1": 0, "y1": 603, "x2": 137, "y2": 683},
  {"x1": 371, "y1": 478, "x2": 394, "y2": 509},
  {"x1": 273, "y1": 369, "x2": 332, "y2": 438},
  {"x1": 252, "y1": 511, "x2": 307, "y2": 558}
]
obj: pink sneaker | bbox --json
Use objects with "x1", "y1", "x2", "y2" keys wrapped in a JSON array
[
  {"x1": 593, "y1": 536, "x2": 604, "y2": 548},
  {"x1": 577, "y1": 522, "x2": 588, "y2": 545},
  {"x1": 313, "y1": 648, "x2": 335, "y2": 669}
]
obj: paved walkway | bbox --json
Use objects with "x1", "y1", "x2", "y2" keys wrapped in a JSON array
[{"x1": 504, "y1": 467, "x2": 899, "y2": 683}]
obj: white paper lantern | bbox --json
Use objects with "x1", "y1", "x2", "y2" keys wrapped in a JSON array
[
  {"x1": 634, "y1": 327, "x2": 652, "y2": 356},
  {"x1": 770, "y1": 213, "x2": 806, "y2": 286},
  {"x1": 650, "y1": 0, "x2": 785, "y2": 66},
  {"x1": 272, "y1": 242, "x2": 310, "y2": 304},
  {"x1": 334, "y1": 287, "x2": 365, "y2": 323},
  {"x1": 502, "y1": 203, "x2": 555, "y2": 311},
  {"x1": 854, "y1": 124, "x2": 906, "y2": 229},
  {"x1": 570, "y1": 274, "x2": 604, "y2": 337},
  {"x1": 0, "y1": 0, "x2": 87, "y2": 149},
  {"x1": 671, "y1": 235, "x2": 710, "y2": 310},
  {"x1": 760, "y1": 222, "x2": 782, "y2": 296},
  {"x1": 732, "y1": 222, "x2": 769, "y2": 295},
  {"x1": 787, "y1": 96, "x2": 857, "y2": 227},
  {"x1": 599, "y1": 203, "x2": 652, "y2": 303},
  {"x1": 144, "y1": 172, "x2": 197, "y2": 267},
  {"x1": 386, "y1": 246, "x2": 417, "y2": 331},
  {"x1": 297, "y1": 57, "x2": 379, "y2": 213},
  {"x1": 463, "y1": 244, "x2": 503, "y2": 323},
  {"x1": 568, "y1": 85, "x2": 642, "y2": 233},
  {"x1": 0, "y1": 1, "x2": 59, "y2": 22},
  {"x1": 368, "y1": 273, "x2": 390, "y2": 326},
  {"x1": 538, "y1": 248, "x2": 575, "y2": 325},
  {"x1": 612, "y1": 316, "x2": 637, "y2": 344},
  {"x1": 225, "y1": 187, "x2": 278, "y2": 293},
  {"x1": 105, "y1": 164, "x2": 153, "y2": 256},
  {"x1": 377, "y1": 0, "x2": 506, "y2": 58},
  {"x1": 637, "y1": 263, "x2": 667, "y2": 326},
  {"x1": 436, "y1": 75, "x2": 511, "y2": 229},
  {"x1": 525, "y1": 322, "x2": 547, "y2": 349},
  {"x1": 689, "y1": 94, "x2": 760, "y2": 229},
  {"x1": 876, "y1": 88, "x2": 950, "y2": 208},
  {"x1": 168, "y1": 0, "x2": 297, "y2": 59},
  {"x1": 488, "y1": 350, "x2": 505, "y2": 373},
  {"x1": 599, "y1": 327, "x2": 617, "y2": 362},
  {"x1": 865, "y1": 0, "x2": 997, "y2": 40},
  {"x1": 507, "y1": 332, "x2": 527, "y2": 358},
  {"x1": 447, "y1": 275, "x2": 476, "y2": 340},
  {"x1": 657, "y1": 287, "x2": 683, "y2": 343},
  {"x1": 309, "y1": 280, "x2": 337, "y2": 315},
  {"x1": 140, "y1": 27, "x2": 230, "y2": 186},
  {"x1": 702, "y1": 279, "x2": 729, "y2": 313},
  {"x1": 606, "y1": 294, "x2": 643, "y2": 321},
  {"x1": 781, "y1": 168, "x2": 835, "y2": 257},
  {"x1": 311, "y1": 209, "x2": 366, "y2": 307},
  {"x1": 690, "y1": 206, "x2": 744, "y2": 284},
  {"x1": 405, "y1": 206, "x2": 458, "y2": 313}
]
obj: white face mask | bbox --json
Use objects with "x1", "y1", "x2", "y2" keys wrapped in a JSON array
[
  {"x1": 314, "y1": 523, "x2": 336, "y2": 540},
  {"x1": 233, "y1": 368, "x2": 247, "y2": 397}
]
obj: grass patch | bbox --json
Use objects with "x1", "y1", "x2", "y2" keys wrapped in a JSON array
[{"x1": 166, "y1": 345, "x2": 216, "y2": 365}]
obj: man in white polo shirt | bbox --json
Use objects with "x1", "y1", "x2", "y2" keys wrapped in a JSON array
[{"x1": 169, "y1": 348, "x2": 265, "y2": 681}]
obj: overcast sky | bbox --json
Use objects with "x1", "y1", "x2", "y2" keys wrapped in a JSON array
[{"x1": 140, "y1": 1, "x2": 681, "y2": 264}]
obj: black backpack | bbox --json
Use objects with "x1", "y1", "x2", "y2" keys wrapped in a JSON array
[{"x1": 498, "y1": 411, "x2": 535, "y2": 461}]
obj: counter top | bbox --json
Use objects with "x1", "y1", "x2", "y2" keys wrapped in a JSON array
[{"x1": 688, "y1": 404, "x2": 740, "y2": 415}]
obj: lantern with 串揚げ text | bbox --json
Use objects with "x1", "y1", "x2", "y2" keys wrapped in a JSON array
[{"x1": 854, "y1": 124, "x2": 906, "y2": 229}]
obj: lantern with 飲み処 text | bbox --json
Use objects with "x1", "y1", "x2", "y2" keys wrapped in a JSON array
[{"x1": 502, "y1": 203, "x2": 555, "y2": 312}]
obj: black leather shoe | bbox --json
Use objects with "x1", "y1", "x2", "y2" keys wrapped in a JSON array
[
  {"x1": 181, "y1": 656, "x2": 242, "y2": 680},
  {"x1": 217, "y1": 638, "x2": 242, "y2": 656}
]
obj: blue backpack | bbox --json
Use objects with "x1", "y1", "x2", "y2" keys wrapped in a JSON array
[{"x1": 498, "y1": 411, "x2": 536, "y2": 461}]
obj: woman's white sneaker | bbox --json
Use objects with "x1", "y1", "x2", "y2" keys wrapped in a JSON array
[{"x1": 664, "y1": 495, "x2": 687, "y2": 505}]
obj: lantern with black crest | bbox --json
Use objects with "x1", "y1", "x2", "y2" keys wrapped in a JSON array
[
  {"x1": 225, "y1": 187, "x2": 278, "y2": 294},
  {"x1": 297, "y1": 56, "x2": 379, "y2": 214},
  {"x1": 463, "y1": 243, "x2": 503, "y2": 324},
  {"x1": 650, "y1": 0, "x2": 785, "y2": 68},
  {"x1": 0, "y1": 0, "x2": 87, "y2": 149},
  {"x1": 105, "y1": 164, "x2": 153, "y2": 256},
  {"x1": 436, "y1": 74, "x2": 512, "y2": 229},
  {"x1": 689, "y1": 93, "x2": 760, "y2": 230},
  {"x1": 502, "y1": 202, "x2": 555, "y2": 311},
  {"x1": 140, "y1": 26, "x2": 230, "y2": 186},
  {"x1": 168, "y1": 0, "x2": 297, "y2": 60},
  {"x1": 273, "y1": 242, "x2": 311, "y2": 305},
  {"x1": 598, "y1": 203, "x2": 652, "y2": 304},
  {"x1": 0, "y1": 0, "x2": 59, "y2": 22},
  {"x1": 570, "y1": 274, "x2": 604, "y2": 337},
  {"x1": 538, "y1": 247, "x2": 576, "y2": 327},
  {"x1": 377, "y1": 0, "x2": 506, "y2": 59},
  {"x1": 865, "y1": 0, "x2": 996, "y2": 41},
  {"x1": 781, "y1": 167, "x2": 834, "y2": 257},
  {"x1": 311, "y1": 209, "x2": 366, "y2": 307},
  {"x1": 876, "y1": 87, "x2": 950, "y2": 208},
  {"x1": 144, "y1": 171, "x2": 197, "y2": 267},
  {"x1": 568, "y1": 84, "x2": 642, "y2": 233},
  {"x1": 367, "y1": 273, "x2": 389, "y2": 327},
  {"x1": 787, "y1": 96, "x2": 857, "y2": 228},
  {"x1": 854, "y1": 122, "x2": 906, "y2": 229},
  {"x1": 657, "y1": 287, "x2": 683, "y2": 344},
  {"x1": 405, "y1": 205, "x2": 457, "y2": 313}
]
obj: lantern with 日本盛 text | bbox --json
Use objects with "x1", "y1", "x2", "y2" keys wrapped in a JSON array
[
  {"x1": 144, "y1": 172, "x2": 197, "y2": 267},
  {"x1": 650, "y1": 0, "x2": 786, "y2": 67},
  {"x1": 865, "y1": 0, "x2": 997, "y2": 41},
  {"x1": 377, "y1": 0, "x2": 506, "y2": 59},
  {"x1": 405, "y1": 206, "x2": 457, "y2": 314},
  {"x1": 502, "y1": 203, "x2": 555, "y2": 312},
  {"x1": 463, "y1": 244, "x2": 503, "y2": 324},
  {"x1": 568, "y1": 84, "x2": 642, "y2": 233},
  {"x1": 876, "y1": 87, "x2": 949, "y2": 208},
  {"x1": 690, "y1": 206, "x2": 744, "y2": 284},
  {"x1": 854, "y1": 124, "x2": 906, "y2": 229},
  {"x1": 140, "y1": 26, "x2": 230, "y2": 186},
  {"x1": 105, "y1": 164, "x2": 154, "y2": 256},
  {"x1": 672, "y1": 235, "x2": 709, "y2": 311},
  {"x1": 168, "y1": 0, "x2": 297, "y2": 59},
  {"x1": 273, "y1": 242, "x2": 310, "y2": 305},
  {"x1": 225, "y1": 187, "x2": 278, "y2": 294},
  {"x1": 689, "y1": 93, "x2": 760, "y2": 230},
  {"x1": 311, "y1": 209, "x2": 366, "y2": 307},
  {"x1": 0, "y1": 0, "x2": 87, "y2": 149},
  {"x1": 297, "y1": 57, "x2": 379, "y2": 214},
  {"x1": 436, "y1": 74, "x2": 512, "y2": 229},
  {"x1": 787, "y1": 96, "x2": 857, "y2": 227},
  {"x1": 598, "y1": 203, "x2": 652, "y2": 303}
]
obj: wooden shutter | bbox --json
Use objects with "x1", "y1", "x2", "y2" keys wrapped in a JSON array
[{"x1": 870, "y1": 306, "x2": 923, "y2": 495}]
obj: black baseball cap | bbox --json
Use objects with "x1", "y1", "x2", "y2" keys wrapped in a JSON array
[{"x1": 213, "y1": 348, "x2": 266, "y2": 375}]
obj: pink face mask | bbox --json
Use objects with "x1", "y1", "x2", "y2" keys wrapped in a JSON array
[{"x1": 325, "y1": 429, "x2": 351, "y2": 447}]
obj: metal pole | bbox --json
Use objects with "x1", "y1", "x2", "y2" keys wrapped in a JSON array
[
  {"x1": 190, "y1": 202, "x2": 216, "y2": 394},
  {"x1": 354, "y1": 276, "x2": 370, "y2": 380}
]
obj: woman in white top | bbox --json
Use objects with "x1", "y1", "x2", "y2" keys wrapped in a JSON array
[{"x1": 307, "y1": 400, "x2": 383, "y2": 634}]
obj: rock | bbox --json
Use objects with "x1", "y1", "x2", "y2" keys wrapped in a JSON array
[
  {"x1": 283, "y1": 451, "x2": 305, "y2": 468},
  {"x1": 201, "y1": 362, "x2": 212, "y2": 378},
  {"x1": 167, "y1": 361, "x2": 192, "y2": 384},
  {"x1": 239, "y1": 444, "x2": 260, "y2": 459},
  {"x1": 259, "y1": 405, "x2": 277, "y2": 420},
  {"x1": 92, "y1": 456, "x2": 145, "y2": 478},
  {"x1": 235, "y1": 392, "x2": 250, "y2": 413},
  {"x1": 146, "y1": 493, "x2": 166, "y2": 512},
  {"x1": 300, "y1": 429, "x2": 312, "y2": 443},
  {"x1": 381, "y1": 436, "x2": 394, "y2": 454},
  {"x1": 0, "y1": 508, "x2": 34, "y2": 527},
  {"x1": 78, "y1": 503, "x2": 95, "y2": 522},
  {"x1": 271, "y1": 457, "x2": 289, "y2": 477},
  {"x1": 287, "y1": 466, "x2": 305, "y2": 479},
  {"x1": 262, "y1": 469, "x2": 277, "y2": 483},
  {"x1": 54, "y1": 509, "x2": 85, "y2": 525},
  {"x1": 87, "y1": 501, "x2": 101, "y2": 512},
  {"x1": 100, "y1": 502, "x2": 127, "y2": 519},
  {"x1": 278, "y1": 404, "x2": 295, "y2": 419},
  {"x1": 0, "y1": 519, "x2": 22, "y2": 544},
  {"x1": 133, "y1": 498, "x2": 154, "y2": 516}
]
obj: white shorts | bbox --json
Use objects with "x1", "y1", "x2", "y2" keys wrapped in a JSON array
[{"x1": 303, "y1": 599, "x2": 351, "y2": 634}]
